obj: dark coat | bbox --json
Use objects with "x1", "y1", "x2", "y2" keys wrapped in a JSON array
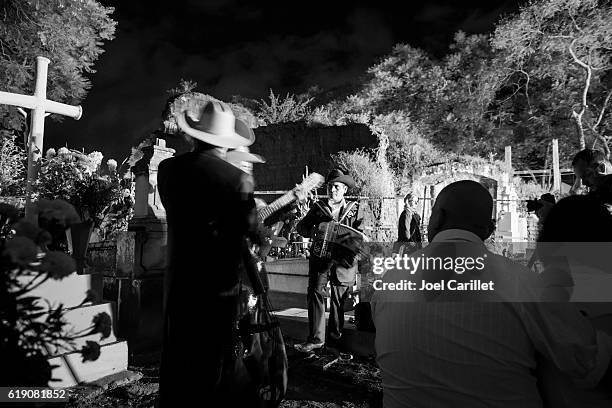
[
  {"x1": 397, "y1": 209, "x2": 422, "y2": 244},
  {"x1": 590, "y1": 174, "x2": 612, "y2": 209},
  {"x1": 157, "y1": 149, "x2": 257, "y2": 406},
  {"x1": 296, "y1": 199, "x2": 362, "y2": 285},
  {"x1": 157, "y1": 149, "x2": 257, "y2": 298}
]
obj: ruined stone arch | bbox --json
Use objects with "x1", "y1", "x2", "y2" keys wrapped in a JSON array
[{"x1": 409, "y1": 161, "x2": 517, "y2": 239}]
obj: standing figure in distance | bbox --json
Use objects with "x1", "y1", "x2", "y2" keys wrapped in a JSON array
[{"x1": 395, "y1": 192, "x2": 422, "y2": 255}]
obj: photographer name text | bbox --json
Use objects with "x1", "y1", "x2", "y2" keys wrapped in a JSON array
[{"x1": 373, "y1": 279, "x2": 495, "y2": 291}]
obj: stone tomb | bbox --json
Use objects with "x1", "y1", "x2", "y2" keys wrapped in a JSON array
[
  {"x1": 85, "y1": 138, "x2": 174, "y2": 351},
  {"x1": 26, "y1": 269, "x2": 128, "y2": 387},
  {"x1": 1, "y1": 199, "x2": 129, "y2": 387}
]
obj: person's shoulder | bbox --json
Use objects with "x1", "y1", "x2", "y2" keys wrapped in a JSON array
[
  {"x1": 157, "y1": 155, "x2": 177, "y2": 178},
  {"x1": 342, "y1": 199, "x2": 359, "y2": 210},
  {"x1": 158, "y1": 155, "x2": 176, "y2": 168},
  {"x1": 313, "y1": 199, "x2": 327, "y2": 209},
  {"x1": 344, "y1": 199, "x2": 359, "y2": 216},
  {"x1": 237, "y1": 172, "x2": 255, "y2": 194}
]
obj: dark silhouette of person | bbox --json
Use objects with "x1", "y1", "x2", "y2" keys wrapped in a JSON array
[
  {"x1": 157, "y1": 100, "x2": 258, "y2": 407},
  {"x1": 572, "y1": 149, "x2": 612, "y2": 209},
  {"x1": 534, "y1": 194, "x2": 612, "y2": 406},
  {"x1": 536, "y1": 195, "x2": 612, "y2": 301}
]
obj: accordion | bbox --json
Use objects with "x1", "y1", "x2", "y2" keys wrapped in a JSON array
[{"x1": 311, "y1": 221, "x2": 369, "y2": 267}]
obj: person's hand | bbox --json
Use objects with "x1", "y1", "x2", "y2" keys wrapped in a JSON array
[
  {"x1": 570, "y1": 177, "x2": 584, "y2": 195},
  {"x1": 294, "y1": 185, "x2": 309, "y2": 202}
]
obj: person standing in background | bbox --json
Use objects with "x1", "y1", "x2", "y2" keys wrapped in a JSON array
[{"x1": 395, "y1": 192, "x2": 422, "y2": 254}]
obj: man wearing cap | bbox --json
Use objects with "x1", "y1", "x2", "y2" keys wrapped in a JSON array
[
  {"x1": 157, "y1": 100, "x2": 258, "y2": 406},
  {"x1": 294, "y1": 168, "x2": 363, "y2": 352}
]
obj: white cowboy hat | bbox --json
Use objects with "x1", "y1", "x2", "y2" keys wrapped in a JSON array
[
  {"x1": 226, "y1": 146, "x2": 266, "y2": 164},
  {"x1": 175, "y1": 100, "x2": 255, "y2": 148}
]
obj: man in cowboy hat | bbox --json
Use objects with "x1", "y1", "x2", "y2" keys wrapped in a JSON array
[
  {"x1": 294, "y1": 168, "x2": 363, "y2": 353},
  {"x1": 157, "y1": 100, "x2": 259, "y2": 406}
]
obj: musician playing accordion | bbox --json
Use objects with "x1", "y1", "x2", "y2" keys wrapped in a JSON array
[{"x1": 294, "y1": 168, "x2": 364, "y2": 353}]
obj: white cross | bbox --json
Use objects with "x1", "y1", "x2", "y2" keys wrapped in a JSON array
[{"x1": 0, "y1": 56, "x2": 82, "y2": 221}]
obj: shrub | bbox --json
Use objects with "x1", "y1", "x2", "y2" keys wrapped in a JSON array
[
  {"x1": 333, "y1": 149, "x2": 395, "y2": 198},
  {"x1": 369, "y1": 111, "x2": 446, "y2": 192},
  {"x1": 306, "y1": 101, "x2": 370, "y2": 127},
  {"x1": 255, "y1": 90, "x2": 313, "y2": 125}
]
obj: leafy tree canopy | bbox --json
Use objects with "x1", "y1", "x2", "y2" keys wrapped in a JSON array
[{"x1": 0, "y1": 0, "x2": 117, "y2": 139}]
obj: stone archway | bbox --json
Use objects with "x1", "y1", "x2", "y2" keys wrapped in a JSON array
[{"x1": 410, "y1": 161, "x2": 517, "y2": 241}]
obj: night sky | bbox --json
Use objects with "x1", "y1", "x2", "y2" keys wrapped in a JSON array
[{"x1": 45, "y1": 0, "x2": 525, "y2": 164}]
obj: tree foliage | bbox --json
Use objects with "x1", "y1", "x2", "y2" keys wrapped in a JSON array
[
  {"x1": 0, "y1": 135, "x2": 27, "y2": 196},
  {"x1": 0, "y1": 0, "x2": 116, "y2": 140},
  {"x1": 491, "y1": 0, "x2": 612, "y2": 158},
  {"x1": 332, "y1": 149, "x2": 396, "y2": 197},
  {"x1": 224, "y1": 0, "x2": 612, "y2": 180},
  {"x1": 307, "y1": 0, "x2": 612, "y2": 171}
]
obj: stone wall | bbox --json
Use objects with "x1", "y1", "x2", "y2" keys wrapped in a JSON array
[{"x1": 250, "y1": 122, "x2": 377, "y2": 191}]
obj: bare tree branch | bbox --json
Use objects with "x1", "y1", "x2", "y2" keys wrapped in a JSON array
[
  {"x1": 570, "y1": 14, "x2": 583, "y2": 33},
  {"x1": 594, "y1": 89, "x2": 612, "y2": 131},
  {"x1": 572, "y1": 110, "x2": 586, "y2": 150},
  {"x1": 591, "y1": 131, "x2": 610, "y2": 157},
  {"x1": 568, "y1": 38, "x2": 592, "y2": 150},
  {"x1": 568, "y1": 39, "x2": 589, "y2": 71},
  {"x1": 519, "y1": 69, "x2": 532, "y2": 111}
]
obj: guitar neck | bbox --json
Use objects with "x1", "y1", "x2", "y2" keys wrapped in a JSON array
[{"x1": 257, "y1": 192, "x2": 296, "y2": 223}]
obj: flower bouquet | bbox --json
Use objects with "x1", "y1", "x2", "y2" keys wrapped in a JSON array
[{"x1": 34, "y1": 148, "x2": 134, "y2": 268}]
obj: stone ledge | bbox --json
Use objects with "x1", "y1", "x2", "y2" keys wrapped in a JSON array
[{"x1": 67, "y1": 370, "x2": 143, "y2": 401}]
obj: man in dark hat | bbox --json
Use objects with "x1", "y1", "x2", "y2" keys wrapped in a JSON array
[{"x1": 294, "y1": 168, "x2": 363, "y2": 352}]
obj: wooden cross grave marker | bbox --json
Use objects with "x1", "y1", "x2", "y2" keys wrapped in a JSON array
[{"x1": 0, "y1": 56, "x2": 82, "y2": 222}]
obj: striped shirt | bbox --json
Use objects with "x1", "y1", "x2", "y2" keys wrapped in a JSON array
[{"x1": 372, "y1": 229, "x2": 612, "y2": 408}]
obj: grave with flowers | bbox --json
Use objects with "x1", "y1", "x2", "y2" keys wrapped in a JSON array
[
  {"x1": 0, "y1": 146, "x2": 137, "y2": 386},
  {"x1": 33, "y1": 148, "x2": 137, "y2": 386},
  {"x1": 0, "y1": 56, "x2": 141, "y2": 387}
]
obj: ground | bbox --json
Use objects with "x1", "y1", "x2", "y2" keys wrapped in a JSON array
[{"x1": 43, "y1": 337, "x2": 382, "y2": 408}]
